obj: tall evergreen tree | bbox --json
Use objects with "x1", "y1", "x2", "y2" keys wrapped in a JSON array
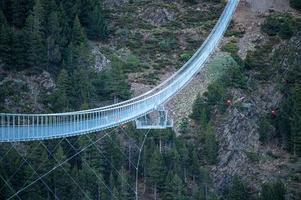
[
  {"x1": 203, "y1": 125, "x2": 219, "y2": 165},
  {"x1": 0, "y1": 20, "x2": 13, "y2": 68},
  {"x1": 49, "y1": 68, "x2": 73, "y2": 111},
  {"x1": 86, "y1": 5, "x2": 107, "y2": 40},
  {"x1": 290, "y1": 0, "x2": 301, "y2": 10},
  {"x1": 51, "y1": 145, "x2": 72, "y2": 200},
  {"x1": 23, "y1": 0, "x2": 47, "y2": 70},
  {"x1": 11, "y1": 0, "x2": 34, "y2": 28},
  {"x1": 261, "y1": 180, "x2": 286, "y2": 200},
  {"x1": 46, "y1": 10, "x2": 62, "y2": 70},
  {"x1": 79, "y1": 0, "x2": 107, "y2": 40},
  {"x1": 148, "y1": 149, "x2": 166, "y2": 199},
  {"x1": 225, "y1": 176, "x2": 250, "y2": 200},
  {"x1": 163, "y1": 173, "x2": 187, "y2": 200}
]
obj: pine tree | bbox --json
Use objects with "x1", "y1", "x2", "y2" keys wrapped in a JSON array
[
  {"x1": 79, "y1": 0, "x2": 107, "y2": 40},
  {"x1": 61, "y1": 0, "x2": 78, "y2": 25},
  {"x1": 11, "y1": 31, "x2": 27, "y2": 70},
  {"x1": 0, "y1": 22, "x2": 13, "y2": 68},
  {"x1": 51, "y1": 145, "x2": 72, "y2": 200},
  {"x1": 203, "y1": 125, "x2": 218, "y2": 165},
  {"x1": 11, "y1": 0, "x2": 34, "y2": 28},
  {"x1": 72, "y1": 15, "x2": 87, "y2": 46},
  {"x1": 66, "y1": 16, "x2": 91, "y2": 72},
  {"x1": 49, "y1": 68, "x2": 73, "y2": 111},
  {"x1": 0, "y1": 8, "x2": 7, "y2": 25},
  {"x1": 188, "y1": 145, "x2": 200, "y2": 181},
  {"x1": 163, "y1": 173, "x2": 187, "y2": 200},
  {"x1": 104, "y1": 58, "x2": 131, "y2": 100},
  {"x1": 290, "y1": 0, "x2": 301, "y2": 10},
  {"x1": 57, "y1": 3, "x2": 70, "y2": 49},
  {"x1": 225, "y1": 176, "x2": 250, "y2": 200},
  {"x1": 86, "y1": 5, "x2": 107, "y2": 40},
  {"x1": 148, "y1": 149, "x2": 166, "y2": 199},
  {"x1": 46, "y1": 10, "x2": 62, "y2": 69},
  {"x1": 261, "y1": 180, "x2": 286, "y2": 200},
  {"x1": 23, "y1": 142, "x2": 52, "y2": 199},
  {"x1": 73, "y1": 68, "x2": 93, "y2": 106},
  {"x1": 23, "y1": 0, "x2": 47, "y2": 70}
]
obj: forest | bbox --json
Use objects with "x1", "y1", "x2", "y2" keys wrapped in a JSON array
[
  {"x1": 0, "y1": 0, "x2": 130, "y2": 113},
  {"x1": 0, "y1": 0, "x2": 301, "y2": 199}
]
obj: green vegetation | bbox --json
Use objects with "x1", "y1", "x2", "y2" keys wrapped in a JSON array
[
  {"x1": 276, "y1": 84, "x2": 301, "y2": 156},
  {"x1": 0, "y1": 0, "x2": 132, "y2": 111},
  {"x1": 0, "y1": 127, "x2": 220, "y2": 199},
  {"x1": 0, "y1": 0, "x2": 107, "y2": 72},
  {"x1": 222, "y1": 41, "x2": 239, "y2": 55},
  {"x1": 224, "y1": 176, "x2": 250, "y2": 200},
  {"x1": 1, "y1": 0, "x2": 301, "y2": 199},
  {"x1": 290, "y1": 0, "x2": 301, "y2": 10},
  {"x1": 260, "y1": 180, "x2": 286, "y2": 200},
  {"x1": 258, "y1": 116, "x2": 273, "y2": 144},
  {"x1": 261, "y1": 13, "x2": 299, "y2": 39}
]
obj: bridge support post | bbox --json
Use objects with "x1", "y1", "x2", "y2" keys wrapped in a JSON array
[{"x1": 135, "y1": 105, "x2": 173, "y2": 129}]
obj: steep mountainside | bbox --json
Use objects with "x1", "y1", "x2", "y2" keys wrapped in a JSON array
[{"x1": 0, "y1": 1, "x2": 300, "y2": 200}]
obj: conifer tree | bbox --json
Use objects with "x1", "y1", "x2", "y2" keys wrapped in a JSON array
[
  {"x1": 188, "y1": 145, "x2": 200, "y2": 181},
  {"x1": 261, "y1": 180, "x2": 286, "y2": 200},
  {"x1": 46, "y1": 10, "x2": 62, "y2": 69},
  {"x1": 148, "y1": 149, "x2": 166, "y2": 199},
  {"x1": 79, "y1": 0, "x2": 107, "y2": 40},
  {"x1": 51, "y1": 145, "x2": 72, "y2": 200},
  {"x1": 23, "y1": 0, "x2": 47, "y2": 70},
  {"x1": 203, "y1": 125, "x2": 219, "y2": 165},
  {"x1": 11, "y1": 0, "x2": 34, "y2": 28},
  {"x1": 61, "y1": 0, "x2": 78, "y2": 25},
  {"x1": 0, "y1": 20, "x2": 13, "y2": 68},
  {"x1": 163, "y1": 173, "x2": 187, "y2": 200},
  {"x1": 225, "y1": 176, "x2": 250, "y2": 200},
  {"x1": 0, "y1": 8, "x2": 7, "y2": 25},
  {"x1": 11, "y1": 31, "x2": 27, "y2": 70},
  {"x1": 86, "y1": 5, "x2": 107, "y2": 40},
  {"x1": 50, "y1": 68, "x2": 73, "y2": 111},
  {"x1": 290, "y1": 0, "x2": 301, "y2": 10},
  {"x1": 104, "y1": 58, "x2": 131, "y2": 100}
]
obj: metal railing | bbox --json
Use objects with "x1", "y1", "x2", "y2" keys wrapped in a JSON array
[{"x1": 0, "y1": 0, "x2": 240, "y2": 142}]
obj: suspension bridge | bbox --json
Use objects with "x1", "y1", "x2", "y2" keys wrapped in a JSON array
[{"x1": 0, "y1": 0, "x2": 240, "y2": 142}]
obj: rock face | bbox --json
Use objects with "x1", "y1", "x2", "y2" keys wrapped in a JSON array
[
  {"x1": 92, "y1": 46, "x2": 111, "y2": 72},
  {"x1": 103, "y1": 0, "x2": 129, "y2": 9},
  {"x1": 140, "y1": 7, "x2": 175, "y2": 27},
  {"x1": 212, "y1": 83, "x2": 285, "y2": 191},
  {"x1": 209, "y1": 31, "x2": 301, "y2": 191},
  {"x1": 0, "y1": 70, "x2": 55, "y2": 113}
]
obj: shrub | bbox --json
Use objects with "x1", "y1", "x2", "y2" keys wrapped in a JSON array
[
  {"x1": 258, "y1": 117, "x2": 272, "y2": 143},
  {"x1": 180, "y1": 52, "x2": 192, "y2": 62},
  {"x1": 261, "y1": 13, "x2": 294, "y2": 39},
  {"x1": 222, "y1": 41, "x2": 239, "y2": 54}
]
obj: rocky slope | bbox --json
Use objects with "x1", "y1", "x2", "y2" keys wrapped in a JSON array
[{"x1": 166, "y1": 0, "x2": 301, "y2": 198}]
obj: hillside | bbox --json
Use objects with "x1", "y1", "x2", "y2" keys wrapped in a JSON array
[{"x1": 0, "y1": 0, "x2": 301, "y2": 200}]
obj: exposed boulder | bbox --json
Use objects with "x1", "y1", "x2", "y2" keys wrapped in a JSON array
[{"x1": 92, "y1": 47, "x2": 111, "y2": 72}]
